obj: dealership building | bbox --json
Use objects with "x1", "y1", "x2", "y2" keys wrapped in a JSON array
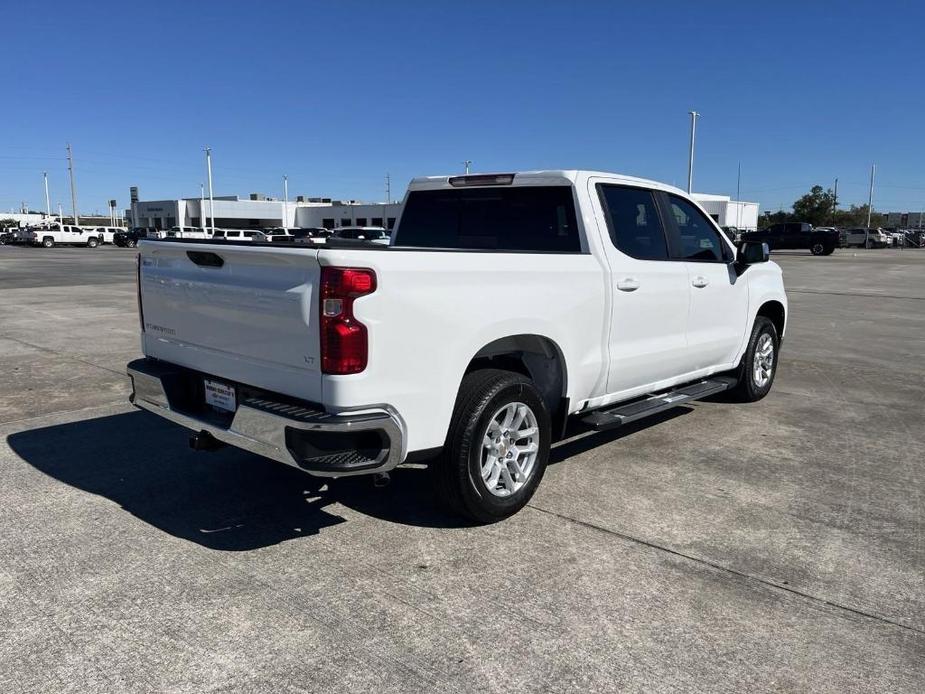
[
  {"x1": 129, "y1": 194, "x2": 402, "y2": 231},
  {"x1": 692, "y1": 194, "x2": 760, "y2": 230},
  {"x1": 128, "y1": 188, "x2": 759, "y2": 233},
  {"x1": 882, "y1": 211, "x2": 925, "y2": 229}
]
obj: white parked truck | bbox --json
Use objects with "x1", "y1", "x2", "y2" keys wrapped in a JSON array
[
  {"x1": 30, "y1": 224, "x2": 102, "y2": 248},
  {"x1": 88, "y1": 226, "x2": 128, "y2": 244},
  {"x1": 128, "y1": 171, "x2": 787, "y2": 522}
]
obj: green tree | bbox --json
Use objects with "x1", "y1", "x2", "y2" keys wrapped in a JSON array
[
  {"x1": 834, "y1": 205, "x2": 885, "y2": 229},
  {"x1": 792, "y1": 185, "x2": 836, "y2": 226}
]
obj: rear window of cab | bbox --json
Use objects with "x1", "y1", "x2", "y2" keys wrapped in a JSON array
[{"x1": 395, "y1": 186, "x2": 581, "y2": 252}]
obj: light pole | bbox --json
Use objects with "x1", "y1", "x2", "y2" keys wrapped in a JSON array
[
  {"x1": 200, "y1": 184, "x2": 206, "y2": 231},
  {"x1": 736, "y1": 162, "x2": 742, "y2": 229},
  {"x1": 283, "y1": 175, "x2": 289, "y2": 231},
  {"x1": 687, "y1": 111, "x2": 699, "y2": 194},
  {"x1": 205, "y1": 147, "x2": 215, "y2": 234},
  {"x1": 866, "y1": 164, "x2": 876, "y2": 229},
  {"x1": 43, "y1": 172, "x2": 51, "y2": 218},
  {"x1": 66, "y1": 143, "x2": 79, "y2": 225},
  {"x1": 57, "y1": 203, "x2": 63, "y2": 225},
  {"x1": 463, "y1": 160, "x2": 471, "y2": 174}
]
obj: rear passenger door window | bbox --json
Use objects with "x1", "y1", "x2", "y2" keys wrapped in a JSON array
[
  {"x1": 596, "y1": 185, "x2": 668, "y2": 260},
  {"x1": 667, "y1": 195, "x2": 728, "y2": 262}
]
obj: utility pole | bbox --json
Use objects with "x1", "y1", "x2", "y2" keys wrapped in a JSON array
[
  {"x1": 200, "y1": 184, "x2": 206, "y2": 231},
  {"x1": 866, "y1": 164, "x2": 876, "y2": 229},
  {"x1": 66, "y1": 143, "x2": 79, "y2": 225},
  {"x1": 205, "y1": 147, "x2": 215, "y2": 234},
  {"x1": 43, "y1": 172, "x2": 51, "y2": 218},
  {"x1": 57, "y1": 203, "x2": 63, "y2": 225},
  {"x1": 687, "y1": 111, "x2": 699, "y2": 194},
  {"x1": 385, "y1": 173, "x2": 391, "y2": 204},
  {"x1": 463, "y1": 160, "x2": 471, "y2": 175},
  {"x1": 832, "y1": 178, "x2": 838, "y2": 226},
  {"x1": 283, "y1": 175, "x2": 289, "y2": 230}
]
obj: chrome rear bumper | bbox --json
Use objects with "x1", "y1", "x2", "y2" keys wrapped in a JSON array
[{"x1": 127, "y1": 358, "x2": 405, "y2": 477}]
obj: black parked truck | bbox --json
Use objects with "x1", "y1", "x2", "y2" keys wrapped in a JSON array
[{"x1": 739, "y1": 222, "x2": 839, "y2": 256}]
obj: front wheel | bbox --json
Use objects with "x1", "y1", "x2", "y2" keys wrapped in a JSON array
[
  {"x1": 431, "y1": 369, "x2": 551, "y2": 523},
  {"x1": 127, "y1": 239, "x2": 137, "y2": 248},
  {"x1": 729, "y1": 317, "x2": 779, "y2": 402},
  {"x1": 811, "y1": 242, "x2": 825, "y2": 255}
]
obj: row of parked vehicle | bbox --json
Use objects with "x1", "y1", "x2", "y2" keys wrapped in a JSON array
[
  {"x1": 0, "y1": 224, "x2": 128, "y2": 248},
  {"x1": 0, "y1": 224, "x2": 393, "y2": 248},
  {"x1": 720, "y1": 223, "x2": 919, "y2": 256}
]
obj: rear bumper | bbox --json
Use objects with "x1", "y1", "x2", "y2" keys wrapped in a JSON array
[{"x1": 127, "y1": 358, "x2": 405, "y2": 477}]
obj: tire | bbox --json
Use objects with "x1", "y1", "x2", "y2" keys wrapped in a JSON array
[
  {"x1": 729, "y1": 317, "x2": 779, "y2": 402},
  {"x1": 127, "y1": 240, "x2": 137, "y2": 248},
  {"x1": 87, "y1": 237, "x2": 99, "y2": 248},
  {"x1": 42, "y1": 237, "x2": 54, "y2": 248},
  {"x1": 822, "y1": 247, "x2": 835, "y2": 256},
  {"x1": 811, "y1": 242, "x2": 825, "y2": 255},
  {"x1": 431, "y1": 369, "x2": 551, "y2": 523}
]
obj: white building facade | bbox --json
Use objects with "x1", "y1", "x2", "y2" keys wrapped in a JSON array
[
  {"x1": 692, "y1": 194, "x2": 759, "y2": 231},
  {"x1": 130, "y1": 196, "x2": 402, "y2": 231}
]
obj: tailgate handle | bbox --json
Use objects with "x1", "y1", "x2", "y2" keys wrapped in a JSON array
[{"x1": 186, "y1": 251, "x2": 224, "y2": 268}]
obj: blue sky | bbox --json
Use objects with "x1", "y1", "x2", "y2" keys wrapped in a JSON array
[{"x1": 2, "y1": 0, "x2": 924, "y2": 216}]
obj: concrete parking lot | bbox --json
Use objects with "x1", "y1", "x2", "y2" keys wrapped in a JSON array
[{"x1": 1, "y1": 244, "x2": 923, "y2": 692}]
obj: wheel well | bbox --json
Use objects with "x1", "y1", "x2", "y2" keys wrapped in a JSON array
[
  {"x1": 757, "y1": 301, "x2": 785, "y2": 340},
  {"x1": 465, "y1": 335, "x2": 568, "y2": 437}
]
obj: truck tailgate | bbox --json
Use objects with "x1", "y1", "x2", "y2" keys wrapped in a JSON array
[{"x1": 139, "y1": 241, "x2": 323, "y2": 402}]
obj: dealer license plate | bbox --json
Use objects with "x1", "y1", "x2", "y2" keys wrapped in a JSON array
[{"x1": 204, "y1": 378, "x2": 236, "y2": 412}]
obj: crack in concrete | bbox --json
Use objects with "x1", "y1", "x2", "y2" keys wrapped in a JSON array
[{"x1": 526, "y1": 503, "x2": 924, "y2": 637}]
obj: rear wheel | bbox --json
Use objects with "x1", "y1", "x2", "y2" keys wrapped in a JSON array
[
  {"x1": 86, "y1": 237, "x2": 99, "y2": 248},
  {"x1": 42, "y1": 237, "x2": 54, "y2": 248},
  {"x1": 431, "y1": 369, "x2": 550, "y2": 523},
  {"x1": 729, "y1": 317, "x2": 779, "y2": 402}
]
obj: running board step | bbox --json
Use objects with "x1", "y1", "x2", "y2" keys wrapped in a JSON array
[{"x1": 580, "y1": 377, "x2": 737, "y2": 430}]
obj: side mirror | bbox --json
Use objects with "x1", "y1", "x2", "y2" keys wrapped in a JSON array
[{"x1": 739, "y1": 241, "x2": 769, "y2": 265}]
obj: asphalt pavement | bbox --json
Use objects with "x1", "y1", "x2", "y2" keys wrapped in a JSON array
[{"x1": 1, "y1": 244, "x2": 923, "y2": 693}]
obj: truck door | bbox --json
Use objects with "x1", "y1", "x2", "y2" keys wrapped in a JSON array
[
  {"x1": 589, "y1": 180, "x2": 693, "y2": 395},
  {"x1": 782, "y1": 222, "x2": 806, "y2": 249},
  {"x1": 664, "y1": 194, "x2": 749, "y2": 370}
]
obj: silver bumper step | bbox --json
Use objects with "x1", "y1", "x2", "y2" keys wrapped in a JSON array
[
  {"x1": 126, "y1": 358, "x2": 405, "y2": 477},
  {"x1": 580, "y1": 377, "x2": 736, "y2": 430}
]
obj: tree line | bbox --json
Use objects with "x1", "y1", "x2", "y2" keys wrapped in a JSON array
[{"x1": 759, "y1": 185, "x2": 885, "y2": 229}]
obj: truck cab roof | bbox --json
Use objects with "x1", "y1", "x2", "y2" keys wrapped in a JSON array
[{"x1": 408, "y1": 170, "x2": 688, "y2": 196}]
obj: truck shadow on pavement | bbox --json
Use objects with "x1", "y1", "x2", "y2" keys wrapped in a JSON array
[{"x1": 8, "y1": 407, "x2": 692, "y2": 550}]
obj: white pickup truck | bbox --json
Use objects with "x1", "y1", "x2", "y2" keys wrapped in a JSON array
[
  {"x1": 128, "y1": 171, "x2": 787, "y2": 522},
  {"x1": 30, "y1": 224, "x2": 103, "y2": 248}
]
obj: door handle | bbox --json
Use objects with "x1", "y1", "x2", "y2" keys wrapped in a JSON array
[
  {"x1": 692, "y1": 276, "x2": 709, "y2": 288},
  {"x1": 616, "y1": 277, "x2": 640, "y2": 292}
]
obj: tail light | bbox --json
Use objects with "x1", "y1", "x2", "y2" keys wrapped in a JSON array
[
  {"x1": 135, "y1": 253, "x2": 145, "y2": 332},
  {"x1": 320, "y1": 267, "x2": 376, "y2": 374}
]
